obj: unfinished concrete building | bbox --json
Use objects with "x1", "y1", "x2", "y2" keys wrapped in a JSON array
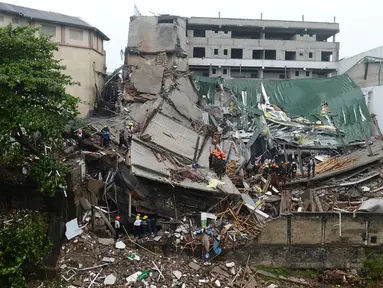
[
  {"x1": 188, "y1": 17, "x2": 340, "y2": 79},
  {"x1": 127, "y1": 15, "x2": 340, "y2": 80}
]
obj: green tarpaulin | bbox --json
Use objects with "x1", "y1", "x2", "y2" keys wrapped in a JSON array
[{"x1": 192, "y1": 75, "x2": 371, "y2": 143}]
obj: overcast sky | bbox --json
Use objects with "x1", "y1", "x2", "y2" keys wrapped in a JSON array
[{"x1": 4, "y1": 0, "x2": 382, "y2": 72}]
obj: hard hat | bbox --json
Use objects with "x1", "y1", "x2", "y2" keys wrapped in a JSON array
[
  {"x1": 143, "y1": 215, "x2": 148, "y2": 220},
  {"x1": 137, "y1": 213, "x2": 141, "y2": 216},
  {"x1": 116, "y1": 216, "x2": 120, "y2": 220},
  {"x1": 128, "y1": 122, "x2": 133, "y2": 126},
  {"x1": 104, "y1": 125, "x2": 107, "y2": 128}
]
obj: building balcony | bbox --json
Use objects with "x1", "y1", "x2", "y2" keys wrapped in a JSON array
[{"x1": 188, "y1": 58, "x2": 338, "y2": 70}]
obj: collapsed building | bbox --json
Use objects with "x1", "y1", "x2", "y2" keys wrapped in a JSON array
[{"x1": 14, "y1": 13, "x2": 383, "y2": 285}]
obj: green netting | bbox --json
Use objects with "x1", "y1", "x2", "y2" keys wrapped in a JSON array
[{"x1": 192, "y1": 75, "x2": 371, "y2": 143}]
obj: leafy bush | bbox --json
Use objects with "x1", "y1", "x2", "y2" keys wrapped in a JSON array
[
  {"x1": 363, "y1": 252, "x2": 383, "y2": 281},
  {"x1": 0, "y1": 213, "x2": 50, "y2": 287}
]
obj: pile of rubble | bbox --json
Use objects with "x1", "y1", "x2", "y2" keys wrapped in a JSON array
[{"x1": 59, "y1": 228, "x2": 314, "y2": 288}]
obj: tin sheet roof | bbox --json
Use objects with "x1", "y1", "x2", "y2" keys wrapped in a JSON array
[{"x1": 0, "y1": 2, "x2": 109, "y2": 40}]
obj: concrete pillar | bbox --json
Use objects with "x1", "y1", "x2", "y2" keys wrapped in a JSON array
[
  {"x1": 259, "y1": 68, "x2": 264, "y2": 79},
  {"x1": 261, "y1": 32, "x2": 265, "y2": 39}
]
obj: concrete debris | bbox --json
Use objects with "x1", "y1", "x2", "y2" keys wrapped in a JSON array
[
  {"x1": 98, "y1": 238, "x2": 114, "y2": 245},
  {"x1": 104, "y1": 274, "x2": 117, "y2": 285},
  {"x1": 215, "y1": 279, "x2": 221, "y2": 287},
  {"x1": 115, "y1": 240, "x2": 126, "y2": 249},
  {"x1": 65, "y1": 219, "x2": 83, "y2": 240},
  {"x1": 189, "y1": 261, "x2": 201, "y2": 271},
  {"x1": 173, "y1": 270, "x2": 182, "y2": 279},
  {"x1": 101, "y1": 257, "x2": 115, "y2": 263},
  {"x1": 225, "y1": 262, "x2": 235, "y2": 268},
  {"x1": 130, "y1": 64, "x2": 164, "y2": 95},
  {"x1": 126, "y1": 271, "x2": 142, "y2": 284}
]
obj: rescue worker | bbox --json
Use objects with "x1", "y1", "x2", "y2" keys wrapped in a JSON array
[
  {"x1": 253, "y1": 163, "x2": 260, "y2": 175},
  {"x1": 311, "y1": 158, "x2": 316, "y2": 178},
  {"x1": 149, "y1": 216, "x2": 158, "y2": 237},
  {"x1": 209, "y1": 149, "x2": 216, "y2": 170},
  {"x1": 216, "y1": 153, "x2": 225, "y2": 180},
  {"x1": 76, "y1": 129, "x2": 83, "y2": 149},
  {"x1": 127, "y1": 122, "x2": 134, "y2": 146},
  {"x1": 114, "y1": 216, "x2": 121, "y2": 240},
  {"x1": 291, "y1": 161, "x2": 297, "y2": 179},
  {"x1": 119, "y1": 129, "x2": 128, "y2": 149},
  {"x1": 307, "y1": 159, "x2": 312, "y2": 179},
  {"x1": 201, "y1": 228, "x2": 210, "y2": 264},
  {"x1": 133, "y1": 214, "x2": 142, "y2": 238},
  {"x1": 141, "y1": 215, "x2": 149, "y2": 236},
  {"x1": 286, "y1": 161, "x2": 292, "y2": 180},
  {"x1": 262, "y1": 163, "x2": 270, "y2": 177},
  {"x1": 101, "y1": 125, "x2": 110, "y2": 147}
]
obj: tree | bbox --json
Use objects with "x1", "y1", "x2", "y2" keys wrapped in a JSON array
[{"x1": 0, "y1": 25, "x2": 79, "y2": 195}]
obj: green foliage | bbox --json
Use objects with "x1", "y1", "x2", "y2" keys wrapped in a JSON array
[
  {"x1": 0, "y1": 213, "x2": 50, "y2": 288},
  {"x1": 0, "y1": 24, "x2": 79, "y2": 194},
  {"x1": 363, "y1": 252, "x2": 383, "y2": 281},
  {"x1": 30, "y1": 156, "x2": 68, "y2": 196}
]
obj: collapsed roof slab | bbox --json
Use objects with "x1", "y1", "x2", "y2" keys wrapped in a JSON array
[
  {"x1": 287, "y1": 141, "x2": 383, "y2": 186},
  {"x1": 130, "y1": 139, "x2": 240, "y2": 195},
  {"x1": 130, "y1": 138, "x2": 239, "y2": 194},
  {"x1": 142, "y1": 111, "x2": 210, "y2": 166},
  {"x1": 131, "y1": 64, "x2": 164, "y2": 95}
]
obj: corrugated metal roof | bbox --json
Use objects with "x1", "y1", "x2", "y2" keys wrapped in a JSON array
[
  {"x1": 193, "y1": 74, "x2": 371, "y2": 143},
  {"x1": 0, "y1": 2, "x2": 109, "y2": 40}
]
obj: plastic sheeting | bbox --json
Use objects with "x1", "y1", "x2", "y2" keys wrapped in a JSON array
[{"x1": 193, "y1": 75, "x2": 371, "y2": 143}]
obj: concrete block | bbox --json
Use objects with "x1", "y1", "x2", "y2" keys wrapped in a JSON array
[{"x1": 131, "y1": 64, "x2": 164, "y2": 94}]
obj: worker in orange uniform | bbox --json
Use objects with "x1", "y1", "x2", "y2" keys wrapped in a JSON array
[
  {"x1": 209, "y1": 149, "x2": 217, "y2": 170},
  {"x1": 115, "y1": 216, "x2": 121, "y2": 240}
]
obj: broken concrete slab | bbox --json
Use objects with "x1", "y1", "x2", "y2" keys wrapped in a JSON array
[
  {"x1": 116, "y1": 241, "x2": 126, "y2": 249},
  {"x1": 189, "y1": 261, "x2": 201, "y2": 271},
  {"x1": 102, "y1": 257, "x2": 115, "y2": 263},
  {"x1": 72, "y1": 280, "x2": 83, "y2": 287},
  {"x1": 79, "y1": 197, "x2": 92, "y2": 210},
  {"x1": 173, "y1": 270, "x2": 182, "y2": 279},
  {"x1": 65, "y1": 219, "x2": 83, "y2": 240},
  {"x1": 98, "y1": 238, "x2": 114, "y2": 245},
  {"x1": 87, "y1": 178, "x2": 104, "y2": 195},
  {"x1": 131, "y1": 64, "x2": 164, "y2": 95},
  {"x1": 104, "y1": 274, "x2": 117, "y2": 285},
  {"x1": 211, "y1": 266, "x2": 230, "y2": 278}
]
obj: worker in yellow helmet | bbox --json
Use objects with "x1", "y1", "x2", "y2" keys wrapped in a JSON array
[
  {"x1": 127, "y1": 122, "x2": 134, "y2": 147},
  {"x1": 142, "y1": 215, "x2": 149, "y2": 236}
]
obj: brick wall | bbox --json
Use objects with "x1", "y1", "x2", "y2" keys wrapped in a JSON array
[{"x1": 257, "y1": 212, "x2": 383, "y2": 246}]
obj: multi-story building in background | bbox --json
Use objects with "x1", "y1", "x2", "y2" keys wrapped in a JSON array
[
  {"x1": 187, "y1": 16, "x2": 339, "y2": 79},
  {"x1": 127, "y1": 15, "x2": 339, "y2": 80},
  {"x1": 0, "y1": 2, "x2": 109, "y2": 116}
]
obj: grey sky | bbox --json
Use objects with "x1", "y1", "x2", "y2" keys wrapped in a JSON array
[{"x1": 4, "y1": 0, "x2": 382, "y2": 72}]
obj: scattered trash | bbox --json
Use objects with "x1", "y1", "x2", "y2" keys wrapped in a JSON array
[
  {"x1": 126, "y1": 271, "x2": 142, "y2": 284},
  {"x1": 98, "y1": 238, "x2": 114, "y2": 246},
  {"x1": 101, "y1": 257, "x2": 115, "y2": 263},
  {"x1": 173, "y1": 270, "x2": 182, "y2": 279},
  {"x1": 104, "y1": 274, "x2": 116, "y2": 285},
  {"x1": 128, "y1": 253, "x2": 140, "y2": 261},
  {"x1": 115, "y1": 240, "x2": 126, "y2": 249},
  {"x1": 65, "y1": 219, "x2": 83, "y2": 240}
]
